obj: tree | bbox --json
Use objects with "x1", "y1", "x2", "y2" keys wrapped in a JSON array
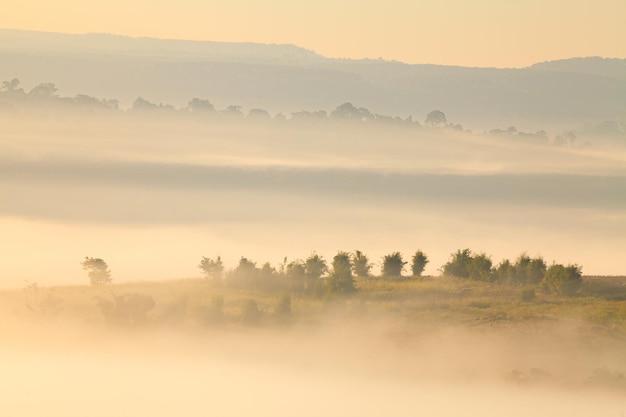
[
  {"x1": 286, "y1": 260, "x2": 307, "y2": 292},
  {"x1": 352, "y1": 250, "x2": 372, "y2": 277},
  {"x1": 327, "y1": 251, "x2": 356, "y2": 294},
  {"x1": 442, "y1": 249, "x2": 472, "y2": 278},
  {"x1": 411, "y1": 250, "x2": 429, "y2": 276},
  {"x1": 247, "y1": 108, "x2": 271, "y2": 120},
  {"x1": 541, "y1": 264, "x2": 582, "y2": 296},
  {"x1": 81, "y1": 257, "x2": 111, "y2": 285},
  {"x1": 28, "y1": 83, "x2": 58, "y2": 98},
  {"x1": 515, "y1": 254, "x2": 546, "y2": 285},
  {"x1": 382, "y1": 252, "x2": 406, "y2": 277},
  {"x1": 188, "y1": 98, "x2": 215, "y2": 112},
  {"x1": 425, "y1": 110, "x2": 447, "y2": 127},
  {"x1": 1, "y1": 78, "x2": 21, "y2": 92},
  {"x1": 132, "y1": 96, "x2": 158, "y2": 110},
  {"x1": 198, "y1": 256, "x2": 224, "y2": 281},
  {"x1": 331, "y1": 102, "x2": 373, "y2": 121},
  {"x1": 467, "y1": 252, "x2": 493, "y2": 281},
  {"x1": 305, "y1": 253, "x2": 328, "y2": 280}
]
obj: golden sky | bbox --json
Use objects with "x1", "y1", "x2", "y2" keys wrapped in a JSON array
[{"x1": 2, "y1": 0, "x2": 625, "y2": 67}]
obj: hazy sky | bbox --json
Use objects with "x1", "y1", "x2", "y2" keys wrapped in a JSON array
[{"x1": 2, "y1": 0, "x2": 624, "y2": 67}]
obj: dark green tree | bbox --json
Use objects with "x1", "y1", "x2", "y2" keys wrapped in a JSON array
[
  {"x1": 442, "y1": 249, "x2": 472, "y2": 278},
  {"x1": 382, "y1": 252, "x2": 406, "y2": 277},
  {"x1": 352, "y1": 250, "x2": 372, "y2": 277},
  {"x1": 411, "y1": 250, "x2": 429, "y2": 276},
  {"x1": 328, "y1": 251, "x2": 356, "y2": 294},
  {"x1": 541, "y1": 264, "x2": 582, "y2": 296},
  {"x1": 467, "y1": 252, "x2": 493, "y2": 281}
]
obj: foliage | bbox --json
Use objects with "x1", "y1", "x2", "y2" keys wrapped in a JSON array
[
  {"x1": 352, "y1": 250, "x2": 372, "y2": 277},
  {"x1": 81, "y1": 257, "x2": 112, "y2": 285},
  {"x1": 514, "y1": 254, "x2": 547, "y2": 284},
  {"x1": 230, "y1": 257, "x2": 260, "y2": 289},
  {"x1": 327, "y1": 251, "x2": 356, "y2": 294},
  {"x1": 198, "y1": 256, "x2": 224, "y2": 281},
  {"x1": 94, "y1": 292, "x2": 155, "y2": 326},
  {"x1": 442, "y1": 249, "x2": 472, "y2": 278},
  {"x1": 188, "y1": 98, "x2": 214, "y2": 112},
  {"x1": 467, "y1": 253, "x2": 493, "y2": 281},
  {"x1": 411, "y1": 250, "x2": 429, "y2": 276},
  {"x1": 382, "y1": 252, "x2": 406, "y2": 277},
  {"x1": 286, "y1": 260, "x2": 307, "y2": 293},
  {"x1": 542, "y1": 264, "x2": 583, "y2": 296},
  {"x1": 425, "y1": 109, "x2": 447, "y2": 127},
  {"x1": 305, "y1": 253, "x2": 328, "y2": 280},
  {"x1": 443, "y1": 249, "x2": 493, "y2": 281}
]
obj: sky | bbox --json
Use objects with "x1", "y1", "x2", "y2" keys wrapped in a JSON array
[{"x1": 1, "y1": 0, "x2": 625, "y2": 68}]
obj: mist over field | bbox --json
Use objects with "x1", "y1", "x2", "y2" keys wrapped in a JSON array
[
  {"x1": 1, "y1": 27, "x2": 626, "y2": 417},
  {"x1": 1, "y1": 109, "x2": 625, "y2": 286}
]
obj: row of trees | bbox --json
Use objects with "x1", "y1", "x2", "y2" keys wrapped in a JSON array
[
  {"x1": 1, "y1": 78, "x2": 453, "y2": 128},
  {"x1": 442, "y1": 249, "x2": 582, "y2": 296},
  {"x1": 197, "y1": 250, "x2": 429, "y2": 296},
  {"x1": 83, "y1": 248, "x2": 582, "y2": 296}
]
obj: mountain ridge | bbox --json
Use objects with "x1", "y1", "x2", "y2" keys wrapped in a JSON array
[{"x1": 1, "y1": 28, "x2": 624, "y2": 130}]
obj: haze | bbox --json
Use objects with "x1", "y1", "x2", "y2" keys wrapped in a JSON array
[
  {"x1": 2, "y1": 0, "x2": 625, "y2": 67},
  {"x1": 1, "y1": 10, "x2": 626, "y2": 417}
]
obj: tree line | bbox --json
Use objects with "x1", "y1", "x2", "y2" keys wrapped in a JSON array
[
  {"x1": 83, "y1": 248, "x2": 582, "y2": 297},
  {"x1": 4, "y1": 77, "x2": 595, "y2": 142}
]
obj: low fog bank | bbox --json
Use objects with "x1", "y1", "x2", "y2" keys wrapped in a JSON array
[
  {"x1": 0, "y1": 314, "x2": 625, "y2": 417},
  {"x1": 1, "y1": 113, "x2": 625, "y2": 285}
]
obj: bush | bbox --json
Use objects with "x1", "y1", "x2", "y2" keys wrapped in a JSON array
[
  {"x1": 352, "y1": 250, "x2": 372, "y2": 277},
  {"x1": 382, "y1": 252, "x2": 406, "y2": 277},
  {"x1": 327, "y1": 251, "x2": 356, "y2": 294},
  {"x1": 541, "y1": 264, "x2": 582, "y2": 296},
  {"x1": 443, "y1": 249, "x2": 492, "y2": 280},
  {"x1": 198, "y1": 256, "x2": 224, "y2": 281},
  {"x1": 442, "y1": 249, "x2": 472, "y2": 278},
  {"x1": 411, "y1": 250, "x2": 429, "y2": 276}
]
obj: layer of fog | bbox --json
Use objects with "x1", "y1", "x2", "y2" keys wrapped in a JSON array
[
  {"x1": 0, "y1": 316, "x2": 625, "y2": 417},
  {"x1": 1, "y1": 113, "x2": 625, "y2": 286}
]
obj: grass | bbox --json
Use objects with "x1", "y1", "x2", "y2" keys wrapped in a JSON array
[{"x1": 2, "y1": 274, "x2": 626, "y2": 336}]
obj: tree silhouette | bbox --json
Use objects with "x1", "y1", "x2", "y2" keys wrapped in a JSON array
[
  {"x1": 81, "y1": 257, "x2": 111, "y2": 285},
  {"x1": 411, "y1": 250, "x2": 429, "y2": 276},
  {"x1": 328, "y1": 251, "x2": 356, "y2": 294},
  {"x1": 352, "y1": 250, "x2": 372, "y2": 277},
  {"x1": 425, "y1": 110, "x2": 447, "y2": 127},
  {"x1": 382, "y1": 252, "x2": 406, "y2": 277},
  {"x1": 198, "y1": 256, "x2": 224, "y2": 281}
]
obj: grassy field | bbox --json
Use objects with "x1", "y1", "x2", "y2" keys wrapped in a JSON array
[{"x1": 3, "y1": 274, "x2": 626, "y2": 336}]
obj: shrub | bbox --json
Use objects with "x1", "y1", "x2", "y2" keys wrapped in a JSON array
[
  {"x1": 411, "y1": 250, "x2": 429, "y2": 276},
  {"x1": 352, "y1": 250, "x2": 372, "y2": 277},
  {"x1": 382, "y1": 252, "x2": 406, "y2": 277},
  {"x1": 327, "y1": 251, "x2": 356, "y2": 294},
  {"x1": 442, "y1": 249, "x2": 472, "y2": 278},
  {"x1": 541, "y1": 263, "x2": 582, "y2": 296}
]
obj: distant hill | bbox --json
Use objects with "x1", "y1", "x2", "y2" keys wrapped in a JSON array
[{"x1": 0, "y1": 29, "x2": 624, "y2": 130}]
